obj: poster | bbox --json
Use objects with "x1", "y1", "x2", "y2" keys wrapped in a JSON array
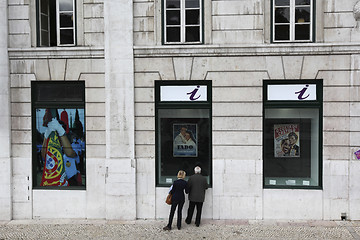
[
  {"x1": 35, "y1": 108, "x2": 86, "y2": 187},
  {"x1": 274, "y1": 123, "x2": 300, "y2": 158},
  {"x1": 173, "y1": 123, "x2": 197, "y2": 157}
]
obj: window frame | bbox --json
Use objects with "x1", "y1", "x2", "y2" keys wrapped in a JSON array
[
  {"x1": 155, "y1": 80, "x2": 212, "y2": 187},
  {"x1": 262, "y1": 80, "x2": 323, "y2": 189},
  {"x1": 271, "y1": 0, "x2": 314, "y2": 43},
  {"x1": 31, "y1": 81, "x2": 86, "y2": 189},
  {"x1": 163, "y1": 0, "x2": 203, "y2": 45},
  {"x1": 37, "y1": 0, "x2": 77, "y2": 47}
]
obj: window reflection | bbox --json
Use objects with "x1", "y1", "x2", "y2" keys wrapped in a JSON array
[{"x1": 59, "y1": 0, "x2": 74, "y2": 11}]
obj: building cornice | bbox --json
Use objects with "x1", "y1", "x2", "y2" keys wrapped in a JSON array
[
  {"x1": 134, "y1": 43, "x2": 360, "y2": 58},
  {"x1": 8, "y1": 47, "x2": 104, "y2": 60}
]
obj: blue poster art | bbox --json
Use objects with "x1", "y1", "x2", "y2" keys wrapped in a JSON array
[{"x1": 173, "y1": 124, "x2": 198, "y2": 157}]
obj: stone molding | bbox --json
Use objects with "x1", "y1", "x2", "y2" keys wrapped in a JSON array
[
  {"x1": 8, "y1": 47, "x2": 104, "y2": 59},
  {"x1": 134, "y1": 43, "x2": 360, "y2": 57}
]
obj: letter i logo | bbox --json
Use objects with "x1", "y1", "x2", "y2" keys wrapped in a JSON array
[
  {"x1": 187, "y1": 86, "x2": 201, "y2": 101},
  {"x1": 295, "y1": 85, "x2": 310, "y2": 100}
]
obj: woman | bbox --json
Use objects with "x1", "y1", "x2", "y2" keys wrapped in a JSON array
[{"x1": 163, "y1": 170, "x2": 188, "y2": 230}]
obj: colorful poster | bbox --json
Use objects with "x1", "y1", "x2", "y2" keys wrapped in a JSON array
[
  {"x1": 274, "y1": 124, "x2": 300, "y2": 158},
  {"x1": 173, "y1": 124, "x2": 197, "y2": 157},
  {"x1": 35, "y1": 108, "x2": 85, "y2": 187},
  {"x1": 41, "y1": 131, "x2": 68, "y2": 186}
]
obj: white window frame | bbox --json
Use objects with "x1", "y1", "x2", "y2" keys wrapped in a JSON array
[
  {"x1": 38, "y1": 0, "x2": 76, "y2": 46},
  {"x1": 272, "y1": 0, "x2": 313, "y2": 43},
  {"x1": 164, "y1": 0, "x2": 202, "y2": 44},
  {"x1": 57, "y1": 0, "x2": 76, "y2": 46}
]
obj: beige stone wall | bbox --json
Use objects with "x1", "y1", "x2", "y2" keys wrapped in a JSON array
[
  {"x1": 8, "y1": 0, "x2": 104, "y2": 48},
  {"x1": 8, "y1": 49, "x2": 106, "y2": 219},
  {"x1": 133, "y1": 0, "x2": 360, "y2": 45},
  {"x1": 134, "y1": 46, "x2": 360, "y2": 220}
]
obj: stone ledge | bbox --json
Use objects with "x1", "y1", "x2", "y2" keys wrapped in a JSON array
[
  {"x1": 134, "y1": 43, "x2": 360, "y2": 57},
  {"x1": 8, "y1": 47, "x2": 104, "y2": 59}
]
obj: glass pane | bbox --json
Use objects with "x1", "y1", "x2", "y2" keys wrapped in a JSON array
[
  {"x1": 264, "y1": 108, "x2": 320, "y2": 187},
  {"x1": 35, "y1": 108, "x2": 85, "y2": 187},
  {"x1": 40, "y1": 0, "x2": 49, "y2": 14},
  {"x1": 41, "y1": 15, "x2": 49, "y2": 31},
  {"x1": 295, "y1": 24, "x2": 310, "y2": 40},
  {"x1": 295, "y1": 7, "x2": 310, "y2": 23},
  {"x1": 36, "y1": 83, "x2": 84, "y2": 102},
  {"x1": 60, "y1": 13, "x2": 73, "y2": 27},
  {"x1": 295, "y1": 0, "x2": 310, "y2": 5},
  {"x1": 185, "y1": 0, "x2": 200, "y2": 8},
  {"x1": 59, "y1": 0, "x2": 73, "y2": 11},
  {"x1": 166, "y1": 10, "x2": 180, "y2": 25},
  {"x1": 275, "y1": 25, "x2": 290, "y2": 40},
  {"x1": 40, "y1": 30, "x2": 49, "y2": 46},
  {"x1": 275, "y1": 0, "x2": 290, "y2": 6},
  {"x1": 166, "y1": 0, "x2": 180, "y2": 8},
  {"x1": 275, "y1": 7, "x2": 290, "y2": 23},
  {"x1": 186, "y1": 26, "x2": 200, "y2": 42},
  {"x1": 166, "y1": 27, "x2": 180, "y2": 42},
  {"x1": 186, "y1": 10, "x2": 199, "y2": 25},
  {"x1": 158, "y1": 109, "x2": 210, "y2": 185},
  {"x1": 60, "y1": 29, "x2": 74, "y2": 45}
]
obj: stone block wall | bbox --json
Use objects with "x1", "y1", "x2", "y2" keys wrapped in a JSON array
[
  {"x1": 8, "y1": 0, "x2": 104, "y2": 48},
  {"x1": 8, "y1": 49, "x2": 107, "y2": 219},
  {"x1": 134, "y1": 46, "x2": 360, "y2": 220},
  {"x1": 0, "y1": 0, "x2": 11, "y2": 221}
]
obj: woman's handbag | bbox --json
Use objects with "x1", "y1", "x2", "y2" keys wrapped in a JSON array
[{"x1": 165, "y1": 193, "x2": 172, "y2": 205}]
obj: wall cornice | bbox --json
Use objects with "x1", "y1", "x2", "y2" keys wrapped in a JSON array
[
  {"x1": 8, "y1": 47, "x2": 104, "y2": 60},
  {"x1": 134, "y1": 43, "x2": 360, "y2": 58}
]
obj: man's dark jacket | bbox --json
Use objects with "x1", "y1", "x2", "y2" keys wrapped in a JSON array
[{"x1": 186, "y1": 173, "x2": 208, "y2": 202}]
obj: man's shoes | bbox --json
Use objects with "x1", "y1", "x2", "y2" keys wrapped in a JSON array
[
  {"x1": 195, "y1": 223, "x2": 200, "y2": 227},
  {"x1": 177, "y1": 226, "x2": 181, "y2": 230},
  {"x1": 185, "y1": 219, "x2": 191, "y2": 224},
  {"x1": 163, "y1": 226, "x2": 171, "y2": 231}
]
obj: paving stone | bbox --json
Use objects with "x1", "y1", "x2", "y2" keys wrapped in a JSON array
[{"x1": 0, "y1": 219, "x2": 358, "y2": 240}]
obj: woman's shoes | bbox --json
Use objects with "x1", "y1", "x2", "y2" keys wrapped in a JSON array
[{"x1": 163, "y1": 226, "x2": 171, "y2": 231}]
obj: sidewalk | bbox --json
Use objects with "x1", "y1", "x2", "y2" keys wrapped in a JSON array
[{"x1": 1, "y1": 219, "x2": 360, "y2": 240}]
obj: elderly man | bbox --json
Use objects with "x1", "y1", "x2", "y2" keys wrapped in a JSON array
[{"x1": 185, "y1": 166, "x2": 209, "y2": 227}]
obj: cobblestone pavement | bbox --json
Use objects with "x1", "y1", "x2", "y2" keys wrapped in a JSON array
[{"x1": 1, "y1": 219, "x2": 360, "y2": 240}]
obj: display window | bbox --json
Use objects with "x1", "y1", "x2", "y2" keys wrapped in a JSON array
[
  {"x1": 31, "y1": 81, "x2": 85, "y2": 189},
  {"x1": 155, "y1": 81, "x2": 212, "y2": 186},
  {"x1": 263, "y1": 80, "x2": 322, "y2": 189}
]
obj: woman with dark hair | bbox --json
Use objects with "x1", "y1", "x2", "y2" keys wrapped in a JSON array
[{"x1": 185, "y1": 130, "x2": 196, "y2": 147}]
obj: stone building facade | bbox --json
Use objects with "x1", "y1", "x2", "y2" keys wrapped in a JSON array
[{"x1": 1, "y1": 0, "x2": 360, "y2": 221}]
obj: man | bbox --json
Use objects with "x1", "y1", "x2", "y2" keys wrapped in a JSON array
[
  {"x1": 174, "y1": 126, "x2": 187, "y2": 145},
  {"x1": 185, "y1": 166, "x2": 209, "y2": 227}
]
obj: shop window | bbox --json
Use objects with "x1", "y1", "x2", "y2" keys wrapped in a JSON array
[
  {"x1": 38, "y1": 0, "x2": 76, "y2": 46},
  {"x1": 163, "y1": 0, "x2": 202, "y2": 44},
  {"x1": 155, "y1": 81, "x2": 211, "y2": 186},
  {"x1": 263, "y1": 80, "x2": 322, "y2": 189},
  {"x1": 31, "y1": 81, "x2": 85, "y2": 188},
  {"x1": 272, "y1": 0, "x2": 314, "y2": 42}
]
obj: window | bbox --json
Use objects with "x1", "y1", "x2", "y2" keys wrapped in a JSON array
[
  {"x1": 155, "y1": 81, "x2": 212, "y2": 186},
  {"x1": 263, "y1": 80, "x2": 323, "y2": 189},
  {"x1": 32, "y1": 82, "x2": 85, "y2": 188},
  {"x1": 38, "y1": 0, "x2": 76, "y2": 46},
  {"x1": 163, "y1": 0, "x2": 202, "y2": 44},
  {"x1": 272, "y1": 0, "x2": 313, "y2": 42}
]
